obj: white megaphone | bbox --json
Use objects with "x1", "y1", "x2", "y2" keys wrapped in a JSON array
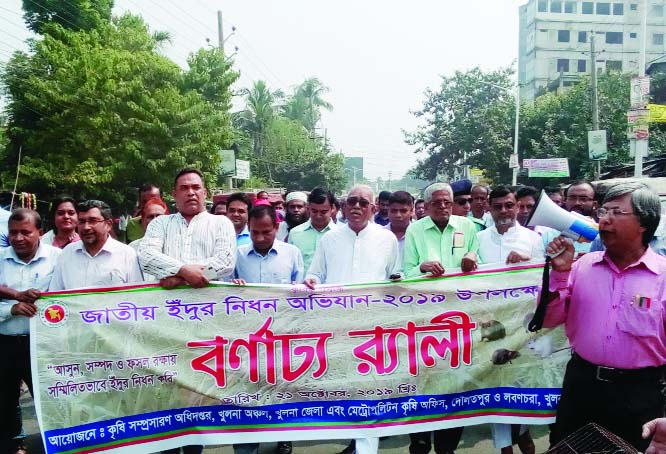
[{"x1": 526, "y1": 190, "x2": 598, "y2": 243}]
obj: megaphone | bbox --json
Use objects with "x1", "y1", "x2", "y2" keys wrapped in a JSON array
[{"x1": 526, "y1": 190, "x2": 598, "y2": 242}]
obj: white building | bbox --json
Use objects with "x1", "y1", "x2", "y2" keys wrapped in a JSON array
[{"x1": 519, "y1": 0, "x2": 666, "y2": 101}]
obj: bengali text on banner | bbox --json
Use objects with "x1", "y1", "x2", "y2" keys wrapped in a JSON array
[{"x1": 31, "y1": 263, "x2": 568, "y2": 454}]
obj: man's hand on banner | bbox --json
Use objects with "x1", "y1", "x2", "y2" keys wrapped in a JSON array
[
  {"x1": 11, "y1": 301, "x2": 37, "y2": 317},
  {"x1": 420, "y1": 261, "x2": 445, "y2": 276},
  {"x1": 461, "y1": 253, "x2": 478, "y2": 273},
  {"x1": 303, "y1": 278, "x2": 317, "y2": 290},
  {"x1": 15, "y1": 288, "x2": 40, "y2": 303},
  {"x1": 506, "y1": 251, "x2": 531, "y2": 264},
  {"x1": 177, "y1": 264, "x2": 209, "y2": 288},
  {"x1": 232, "y1": 278, "x2": 247, "y2": 286},
  {"x1": 159, "y1": 276, "x2": 187, "y2": 289},
  {"x1": 547, "y1": 237, "x2": 574, "y2": 272}
]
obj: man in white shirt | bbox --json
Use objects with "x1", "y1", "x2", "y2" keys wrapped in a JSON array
[
  {"x1": 138, "y1": 169, "x2": 236, "y2": 454},
  {"x1": 304, "y1": 185, "x2": 399, "y2": 454},
  {"x1": 476, "y1": 185, "x2": 541, "y2": 454},
  {"x1": 139, "y1": 168, "x2": 236, "y2": 289},
  {"x1": 50, "y1": 200, "x2": 143, "y2": 291},
  {"x1": 383, "y1": 190, "x2": 413, "y2": 270},
  {"x1": 0, "y1": 209, "x2": 60, "y2": 454},
  {"x1": 478, "y1": 185, "x2": 544, "y2": 266},
  {"x1": 276, "y1": 192, "x2": 309, "y2": 242}
]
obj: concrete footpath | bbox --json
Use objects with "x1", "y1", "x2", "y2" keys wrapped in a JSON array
[{"x1": 20, "y1": 394, "x2": 550, "y2": 453}]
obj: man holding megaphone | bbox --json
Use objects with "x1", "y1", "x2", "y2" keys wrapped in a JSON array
[{"x1": 538, "y1": 182, "x2": 666, "y2": 452}]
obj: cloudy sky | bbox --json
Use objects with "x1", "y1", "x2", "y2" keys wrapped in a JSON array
[{"x1": 0, "y1": 0, "x2": 525, "y2": 180}]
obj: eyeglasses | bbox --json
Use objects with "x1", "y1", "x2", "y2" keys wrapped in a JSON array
[
  {"x1": 566, "y1": 196, "x2": 593, "y2": 203},
  {"x1": 78, "y1": 218, "x2": 106, "y2": 226},
  {"x1": 597, "y1": 207, "x2": 635, "y2": 218},
  {"x1": 429, "y1": 199, "x2": 453, "y2": 208},
  {"x1": 346, "y1": 196, "x2": 371, "y2": 208},
  {"x1": 455, "y1": 198, "x2": 472, "y2": 206}
]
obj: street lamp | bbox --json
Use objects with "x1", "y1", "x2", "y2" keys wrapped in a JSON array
[{"x1": 478, "y1": 81, "x2": 520, "y2": 186}]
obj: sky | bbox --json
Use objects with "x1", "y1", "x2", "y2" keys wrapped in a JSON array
[{"x1": 0, "y1": 0, "x2": 525, "y2": 181}]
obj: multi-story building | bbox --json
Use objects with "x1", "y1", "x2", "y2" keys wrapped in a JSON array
[{"x1": 519, "y1": 0, "x2": 666, "y2": 101}]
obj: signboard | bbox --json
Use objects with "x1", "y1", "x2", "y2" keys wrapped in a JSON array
[
  {"x1": 508, "y1": 154, "x2": 520, "y2": 169},
  {"x1": 627, "y1": 108, "x2": 650, "y2": 140},
  {"x1": 648, "y1": 103, "x2": 666, "y2": 123},
  {"x1": 522, "y1": 158, "x2": 569, "y2": 178},
  {"x1": 630, "y1": 76, "x2": 650, "y2": 108},
  {"x1": 219, "y1": 149, "x2": 236, "y2": 177},
  {"x1": 587, "y1": 130, "x2": 607, "y2": 160},
  {"x1": 235, "y1": 159, "x2": 250, "y2": 180},
  {"x1": 33, "y1": 265, "x2": 566, "y2": 454}
]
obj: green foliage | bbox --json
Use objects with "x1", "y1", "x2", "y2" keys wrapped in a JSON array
[
  {"x1": 22, "y1": 0, "x2": 113, "y2": 34},
  {"x1": 234, "y1": 79, "x2": 345, "y2": 193},
  {"x1": 405, "y1": 66, "x2": 516, "y2": 183},
  {"x1": 406, "y1": 66, "x2": 655, "y2": 185},
  {"x1": 2, "y1": 14, "x2": 238, "y2": 210}
]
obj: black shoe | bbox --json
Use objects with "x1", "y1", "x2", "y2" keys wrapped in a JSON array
[{"x1": 276, "y1": 441, "x2": 292, "y2": 454}]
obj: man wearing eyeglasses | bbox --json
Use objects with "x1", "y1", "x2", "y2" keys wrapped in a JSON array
[
  {"x1": 304, "y1": 184, "x2": 399, "y2": 454},
  {"x1": 543, "y1": 182, "x2": 666, "y2": 452},
  {"x1": 50, "y1": 200, "x2": 143, "y2": 290}
]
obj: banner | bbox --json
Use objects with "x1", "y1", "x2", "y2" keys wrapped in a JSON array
[
  {"x1": 32, "y1": 264, "x2": 568, "y2": 454},
  {"x1": 649, "y1": 103, "x2": 666, "y2": 123},
  {"x1": 522, "y1": 158, "x2": 570, "y2": 178}
]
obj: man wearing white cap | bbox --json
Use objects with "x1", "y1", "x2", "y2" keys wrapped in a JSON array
[{"x1": 276, "y1": 191, "x2": 309, "y2": 242}]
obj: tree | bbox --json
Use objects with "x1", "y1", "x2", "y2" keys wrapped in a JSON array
[
  {"x1": 1, "y1": 14, "x2": 238, "y2": 209},
  {"x1": 22, "y1": 0, "x2": 113, "y2": 34},
  {"x1": 405, "y1": 66, "x2": 516, "y2": 183},
  {"x1": 283, "y1": 77, "x2": 332, "y2": 132}
]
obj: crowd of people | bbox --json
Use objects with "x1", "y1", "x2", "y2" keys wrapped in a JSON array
[{"x1": 0, "y1": 168, "x2": 665, "y2": 454}]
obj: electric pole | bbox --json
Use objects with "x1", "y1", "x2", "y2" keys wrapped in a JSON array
[{"x1": 590, "y1": 33, "x2": 601, "y2": 179}]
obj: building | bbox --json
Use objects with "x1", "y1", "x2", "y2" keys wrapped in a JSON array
[{"x1": 519, "y1": 0, "x2": 666, "y2": 101}]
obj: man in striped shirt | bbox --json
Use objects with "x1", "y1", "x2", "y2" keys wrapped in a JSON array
[{"x1": 139, "y1": 168, "x2": 236, "y2": 291}]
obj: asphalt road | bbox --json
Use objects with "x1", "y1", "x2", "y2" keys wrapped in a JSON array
[{"x1": 20, "y1": 393, "x2": 551, "y2": 453}]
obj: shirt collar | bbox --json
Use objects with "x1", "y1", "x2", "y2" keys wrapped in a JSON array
[
  {"x1": 238, "y1": 226, "x2": 250, "y2": 238},
  {"x1": 4, "y1": 242, "x2": 48, "y2": 265},
  {"x1": 594, "y1": 246, "x2": 661, "y2": 275},
  {"x1": 303, "y1": 219, "x2": 336, "y2": 232},
  {"x1": 424, "y1": 215, "x2": 463, "y2": 232},
  {"x1": 246, "y1": 241, "x2": 280, "y2": 257}
]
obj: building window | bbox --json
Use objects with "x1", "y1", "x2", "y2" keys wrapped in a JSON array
[
  {"x1": 630, "y1": 32, "x2": 637, "y2": 38},
  {"x1": 652, "y1": 4, "x2": 664, "y2": 16},
  {"x1": 565, "y1": 1, "x2": 577, "y2": 13},
  {"x1": 630, "y1": 3, "x2": 638, "y2": 10},
  {"x1": 558, "y1": 30, "x2": 571, "y2": 42},
  {"x1": 551, "y1": 0, "x2": 563, "y2": 12},
  {"x1": 563, "y1": 81, "x2": 575, "y2": 87},
  {"x1": 597, "y1": 2, "x2": 611, "y2": 14},
  {"x1": 557, "y1": 59, "x2": 570, "y2": 72},
  {"x1": 606, "y1": 60, "x2": 622, "y2": 71},
  {"x1": 613, "y1": 3, "x2": 624, "y2": 14},
  {"x1": 606, "y1": 32, "x2": 623, "y2": 44},
  {"x1": 654, "y1": 33, "x2": 665, "y2": 45},
  {"x1": 538, "y1": 0, "x2": 548, "y2": 12},
  {"x1": 578, "y1": 31, "x2": 588, "y2": 43},
  {"x1": 578, "y1": 59, "x2": 587, "y2": 72},
  {"x1": 582, "y1": 2, "x2": 594, "y2": 14}
]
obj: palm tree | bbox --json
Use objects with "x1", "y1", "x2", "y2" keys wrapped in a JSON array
[
  {"x1": 287, "y1": 77, "x2": 333, "y2": 133},
  {"x1": 234, "y1": 80, "x2": 283, "y2": 157}
]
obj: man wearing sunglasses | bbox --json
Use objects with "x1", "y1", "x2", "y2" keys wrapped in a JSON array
[
  {"x1": 543, "y1": 182, "x2": 666, "y2": 452},
  {"x1": 304, "y1": 184, "x2": 399, "y2": 454},
  {"x1": 451, "y1": 179, "x2": 485, "y2": 232}
]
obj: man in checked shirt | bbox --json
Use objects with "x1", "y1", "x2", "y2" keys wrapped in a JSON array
[{"x1": 138, "y1": 168, "x2": 236, "y2": 454}]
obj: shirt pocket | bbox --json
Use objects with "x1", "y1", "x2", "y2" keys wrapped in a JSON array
[{"x1": 617, "y1": 298, "x2": 660, "y2": 337}]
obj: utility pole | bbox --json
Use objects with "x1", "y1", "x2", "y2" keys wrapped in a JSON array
[
  {"x1": 218, "y1": 10, "x2": 233, "y2": 189},
  {"x1": 590, "y1": 33, "x2": 601, "y2": 179},
  {"x1": 388, "y1": 171, "x2": 392, "y2": 192},
  {"x1": 633, "y1": 0, "x2": 649, "y2": 177},
  {"x1": 217, "y1": 11, "x2": 224, "y2": 51}
]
